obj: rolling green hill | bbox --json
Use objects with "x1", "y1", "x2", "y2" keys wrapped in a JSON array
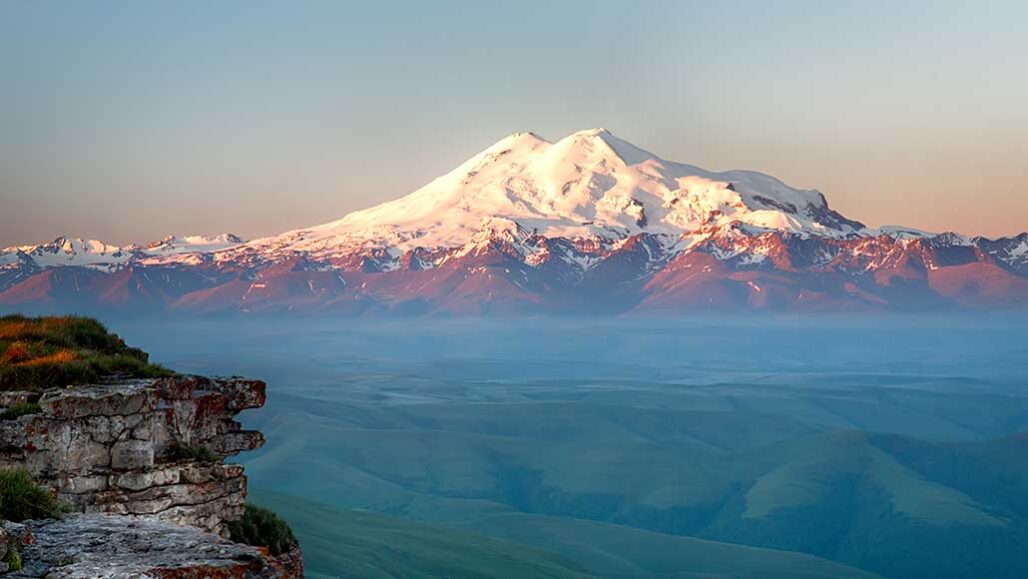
[
  {"x1": 129, "y1": 317, "x2": 1028, "y2": 579},
  {"x1": 453, "y1": 512, "x2": 884, "y2": 579},
  {"x1": 700, "y1": 430, "x2": 1028, "y2": 579},
  {"x1": 249, "y1": 490, "x2": 594, "y2": 579},
  {"x1": 249, "y1": 490, "x2": 885, "y2": 579},
  {"x1": 244, "y1": 394, "x2": 1028, "y2": 579}
]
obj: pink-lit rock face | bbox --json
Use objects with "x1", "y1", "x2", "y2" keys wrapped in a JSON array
[{"x1": 0, "y1": 376, "x2": 266, "y2": 536}]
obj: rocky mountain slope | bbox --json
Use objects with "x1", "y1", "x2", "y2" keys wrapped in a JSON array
[{"x1": 2, "y1": 129, "x2": 1026, "y2": 314}]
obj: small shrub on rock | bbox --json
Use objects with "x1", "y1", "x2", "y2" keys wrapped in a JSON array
[
  {"x1": 0, "y1": 402, "x2": 41, "y2": 421},
  {"x1": 227, "y1": 504, "x2": 298, "y2": 556},
  {"x1": 0, "y1": 467, "x2": 61, "y2": 522},
  {"x1": 5, "y1": 547, "x2": 21, "y2": 571}
]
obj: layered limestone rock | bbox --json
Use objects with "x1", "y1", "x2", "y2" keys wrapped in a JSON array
[
  {"x1": 0, "y1": 376, "x2": 266, "y2": 535},
  {"x1": 3, "y1": 514, "x2": 303, "y2": 578}
]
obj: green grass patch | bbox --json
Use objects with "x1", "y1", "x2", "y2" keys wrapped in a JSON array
[
  {"x1": 4, "y1": 547, "x2": 21, "y2": 571},
  {"x1": 0, "y1": 467, "x2": 62, "y2": 522},
  {"x1": 227, "y1": 504, "x2": 299, "y2": 556},
  {"x1": 0, "y1": 402, "x2": 41, "y2": 421},
  {"x1": 0, "y1": 315, "x2": 171, "y2": 391}
]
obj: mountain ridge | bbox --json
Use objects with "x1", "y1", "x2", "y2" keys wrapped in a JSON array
[{"x1": 2, "y1": 129, "x2": 1026, "y2": 314}]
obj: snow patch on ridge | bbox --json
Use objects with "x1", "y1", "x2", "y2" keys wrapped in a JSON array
[
  {"x1": 1010, "y1": 239, "x2": 1028, "y2": 259},
  {"x1": 1, "y1": 234, "x2": 246, "y2": 271},
  {"x1": 146, "y1": 234, "x2": 245, "y2": 255}
]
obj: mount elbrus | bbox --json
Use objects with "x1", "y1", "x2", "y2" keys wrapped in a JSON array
[{"x1": 2, "y1": 129, "x2": 1026, "y2": 314}]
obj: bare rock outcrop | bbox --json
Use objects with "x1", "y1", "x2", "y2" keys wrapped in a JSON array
[
  {"x1": 3, "y1": 514, "x2": 302, "y2": 578},
  {"x1": 0, "y1": 375, "x2": 302, "y2": 577},
  {"x1": 0, "y1": 376, "x2": 264, "y2": 535}
]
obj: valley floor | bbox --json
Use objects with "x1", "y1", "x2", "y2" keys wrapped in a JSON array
[{"x1": 118, "y1": 315, "x2": 1028, "y2": 579}]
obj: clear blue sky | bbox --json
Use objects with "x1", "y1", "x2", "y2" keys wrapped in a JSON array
[{"x1": 2, "y1": 0, "x2": 1026, "y2": 246}]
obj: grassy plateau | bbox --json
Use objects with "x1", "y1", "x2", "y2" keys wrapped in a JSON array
[{"x1": 0, "y1": 314, "x2": 170, "y2": 391}]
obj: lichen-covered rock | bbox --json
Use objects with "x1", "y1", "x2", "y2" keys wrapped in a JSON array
[
  {"x1": 0, "y1": 376, "x2": 266, "y2": 535},
  {"x1": 267, "y1": 545, "x2": 305, "y2": 579},
  {"x1": 6, "y1": 514, "x2": 291, "y2": 578},
  {"x1": 0, "y1": 392, "x2": 39, "y2": 408},
  {"x1": 0, "y1": 521, "x2": 33, "y2": 574}
]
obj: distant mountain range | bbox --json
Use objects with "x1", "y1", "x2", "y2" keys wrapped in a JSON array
[{"x1": 3, "y1": 128, "x2": 1026, "y2": 314}]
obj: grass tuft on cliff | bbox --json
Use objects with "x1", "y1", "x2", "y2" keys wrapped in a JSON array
[
  {"x1": 169, "y1": 442, "x2": 220, "y2": 463},
  {"x1": 227, "y1": 504, "x2": 298, "y2": 557},
  {"x1": 0, "y1": 402, "x2": 41, "y2": 421},
  {"x1": 0, "y1": 314, "x2": 171, "y2": 391},
  {"x1": 0, "y1": 468, "x2": 62, "y2": 522},
  {"x1": 4, "y1": 546, "x2": 21, "y2": 571}
]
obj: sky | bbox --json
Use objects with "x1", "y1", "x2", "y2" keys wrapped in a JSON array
[{"x1": 2, "y1": 0, "x2": 1026, "y2": 247}]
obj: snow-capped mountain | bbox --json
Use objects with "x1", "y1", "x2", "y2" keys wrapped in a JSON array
[
  {"x1": 1, "y1": 234, "x2": 246, "y2": 272},
  {"x1": 2, "y1": 237, "x2": 136, "y2": 271},
  {"x1": 231, "y1": 128, "x2": 862, "y2": 266},
  {"x1": 1, "y1": 129, "x2": 1025, "y2": 314}
]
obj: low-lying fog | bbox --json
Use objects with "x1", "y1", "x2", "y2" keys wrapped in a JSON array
[{"x1": 111, "y1": 314, "x2": 1028, "y2": 579}]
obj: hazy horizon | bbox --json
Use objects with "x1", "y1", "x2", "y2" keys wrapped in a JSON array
[{"x1": 3, "y1": 1, "x2": 1028, "y2": 247}]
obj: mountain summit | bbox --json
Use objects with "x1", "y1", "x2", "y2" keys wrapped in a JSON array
[
  {"x1": 1, "y1": 129, "x2": 1026, "y2": 314},
  {"x1": 242, "y1": 129, "x2": 863, "y2": 262}
]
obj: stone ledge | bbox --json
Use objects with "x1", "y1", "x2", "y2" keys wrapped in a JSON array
[
  {"x1": 0, "y1": 367, "x2": 302, "y2": 576},
  {"x1": 0, "y1": 375, "x2": 267, "y2": 535},
  {"x1": 4, "y1": 514, "x2": 294, "y2": 578},
  {"x1": 39, "y1": 381, "x2": 159, "y2": 419}
]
